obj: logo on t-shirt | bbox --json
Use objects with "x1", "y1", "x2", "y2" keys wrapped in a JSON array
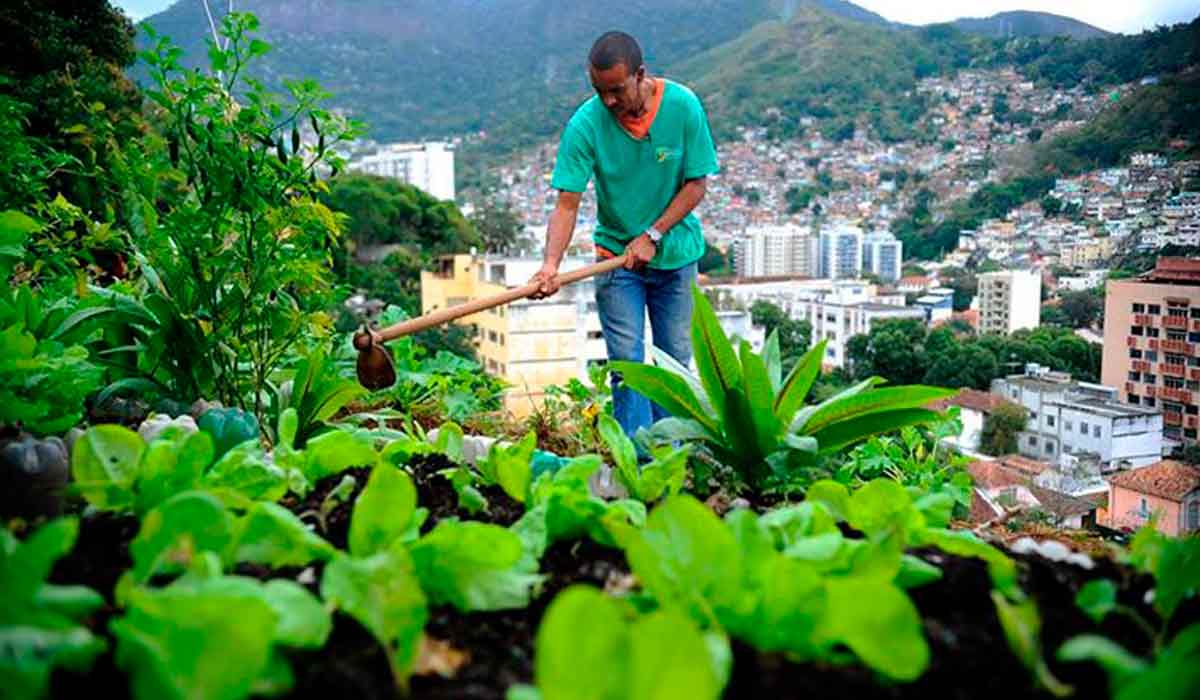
[{"x1": 655, "y1": 146, "x2": 681, "y2": 163}]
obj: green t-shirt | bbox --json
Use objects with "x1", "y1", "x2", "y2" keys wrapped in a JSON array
[{"x1": 551, "y1": 79, "x2": 720, "y2": 270}]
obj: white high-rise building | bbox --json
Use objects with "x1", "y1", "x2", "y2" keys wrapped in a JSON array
[
  {"x1": 862, "y1": 231, "x2": 903, "y2": 282},
  {"x1": 978, "y1": 269, "x2": 1042, "y2": 334},
  {"x1": 348, "y1": 142, "x2": 456, "y2": 201},
  {"x1": 819, "y1": 225, "x2": 864, "y2": 279},
  {"x1": 732, "y1": 224, "x2": 817, "y2": 278}
]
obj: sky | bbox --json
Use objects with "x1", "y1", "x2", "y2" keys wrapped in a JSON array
[{"x1": 112, "y1": 1, "x2": 1199, "y2": 34}]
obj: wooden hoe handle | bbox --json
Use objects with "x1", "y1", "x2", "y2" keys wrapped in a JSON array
[{"x1": 353, "y1": 255, "x2": 627, "y2": 348}]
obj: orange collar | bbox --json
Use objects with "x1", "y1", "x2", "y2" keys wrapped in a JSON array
[{"x1": 617, "y1": 78, "x2": 664, "y2": 140}]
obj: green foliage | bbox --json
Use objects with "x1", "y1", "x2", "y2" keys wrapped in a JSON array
[
  {"x1": 749, "y1": 300, "x2": 812, "y2": 374},
  {"x1": 0, "y1": 317, "x2": 102, "y2": 436},
  {"x1": 992, "y1": 592, "x2": 1073, "y2": 697},
  {"x1": 114, "y1": 14, "x2": 361, "y2": 415},
  {"x1": 410, "y1": 520, "x2": 544, "y2": 612},
  {"x1": 980, "y1": 403, "x2": 1029, "y2": 456},
  {"x1": 347, "y1": 463, "x2": 418, "y2": 558},
  {"x1": 0, "y1": 519, "x2": 106, "y2": 700},
  {"x1": 279, "y1": 348, "x2": 364, "y2": 449},
  {"x1": 320, "y1": 548, "x2": 428, "y2": 688},
  {"x1": 838, "y1": 421, "x2": 974, "y2": 514},
  {"x1": 520, "y1": 455, "x2": 647, "y2": 550},
  {"x1": 597, "y1": 414, "x2": 688, "y2": 503},
  {"x1": 621, "y1": 287, "x2": 952, "y2": 491},
  {"x1": 514, "y1": 585, "x2": 728, "y2": 700},
  {"x1": 475, "y1": 431, "x2": 537, "y2": 503}
]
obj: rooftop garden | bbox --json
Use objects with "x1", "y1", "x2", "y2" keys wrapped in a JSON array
[{"x1": 2, "y1": 9, "x2": 1197, "y2": 700}]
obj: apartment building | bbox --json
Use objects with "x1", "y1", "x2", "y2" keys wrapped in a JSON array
[
  {"x1": 422, "y1": 254, "x2": 763, "y2": 415},
  {"x1": 992, "y1": 364, "x2": 1164, "y2": 472},
  {"x1": 978, "y1": 269, "x2": 1041, "y2": 334},
  {"x1": 819, "y1": 225, "x2": 864, "y2": 280},
  {"x1": 789, "y1": 284, "x2": 924, "y2": 369},
  {"x1": 732, "y1": 224, "x2": 817, "y2": 278},
  {"x1": 348, "y1": 141, "x2": 456, "y2": 201},
  {"x1": 861, "y1": 231, "x2": 903, "y2": 282},
  {"x1": 1102, "y1": 257, "x2": 1200, "y2": 448}
]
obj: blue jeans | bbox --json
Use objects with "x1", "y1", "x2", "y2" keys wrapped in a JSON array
[{"x1": 595, "y1": 262, "x2": 697, "y2": 443}]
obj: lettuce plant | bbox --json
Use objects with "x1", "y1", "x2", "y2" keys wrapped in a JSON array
[
  {"x1": 517, "y1": 454, "x2": 646, "y2": 555},
  {"x1": 597, "y1": 413, "x2": 688, "y2": 503},
  {"x1": 113, "y1": 555, "x2": 331, "y2": 700},
  {"x1": 614, "y1": 286, "x2": 953, "y2": 489},
  {"x1": 0, "y1": 518, "x2": 106, "y2": 700},
  {"x1": 509, "y1": 585, "x2": 729, "y2": 700},
  {"x1": 1058, "y1": 526, "x2": 1200, "y2": 700}
]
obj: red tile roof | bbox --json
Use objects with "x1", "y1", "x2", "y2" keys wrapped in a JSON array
[
  {"x1": 1144, "y1": 257, "x2": 1200, "y2": 283},
  {"x1": 1108, "y1": 460, "x2": 1200, "y2": 502},
  {"x1": 928, "y1": 388, "x2": 1017, "y2": 415},
  {"x1": 968, "y1": 460, "x2": 1029, "y2": 489},
  {"x1": 1028, "y1": 485, "x2": 1098, "y2": 519},
  {"x1": 997, "y1": 455, "x2": 1052, "y2": 477}
]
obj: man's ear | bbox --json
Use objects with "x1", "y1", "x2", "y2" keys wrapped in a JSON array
[{"x1": 635, "y1": 64, "x2": 646, "y2": 80}]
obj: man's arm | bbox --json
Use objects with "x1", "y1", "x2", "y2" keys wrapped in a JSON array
[
  {"x1": 624, "y1": 176, "x2": 708, "y2": 269},
  {"x1": 529, "y1": 189, "x2": 582, "y2": 298}
]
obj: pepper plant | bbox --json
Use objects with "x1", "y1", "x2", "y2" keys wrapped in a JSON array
[{"x1": 615, "y1": 286, "x2": 954, "y2": 490}]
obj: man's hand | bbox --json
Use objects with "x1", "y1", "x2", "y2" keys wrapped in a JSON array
[
  {"x1": 624, "y1": 233, "x2": 657, "y2": 270},
  {"x1": 529, "y1": 262, "x2": 561, "y2": 299}
]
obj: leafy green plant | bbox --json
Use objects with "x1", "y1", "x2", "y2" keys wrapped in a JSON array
[
  {"x1": 517, "y1": 455, "x2": 646, "y2": 555},
  {"x1": 618, "y1": 286, "x2": 953, "y2": 490},
  {"x1": 1057, "y1": 525, "x2": 1200, "y2": 700},
  {"x1": 113, "y1": 556, "x2": 331, "y2": 700},
  {"x1": 836, "y1": 417, "x2": 973, "y2": 513},
  {"x1": 277, "y1": 348, "x2": 364, "y2": 449},
  {"x1": 111, "y1": 13, "x2": 361, "y2": 416},
  {"x1": 196, "y1": 407, "x2": 260, "y2": 459},
  {"x1": 509, "y1": 585, "x2": 729, "y2": 700},
  {"x1": 273, "y1": 407, "x2": 379, "y2": 495},
  {"x1": 596, "y1": 413, "x2": 688, "y2": 502},
  {"x1": 410, "y1": 520, "x2": 545, "y2": 612},
  {"x1": 0, "y1": 518, "x2": 106, "y2": 700}
]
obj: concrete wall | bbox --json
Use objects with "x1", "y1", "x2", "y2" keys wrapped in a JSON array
[{"x1": 1106, "y1": 486, "x2": 1184, "y2": 535}]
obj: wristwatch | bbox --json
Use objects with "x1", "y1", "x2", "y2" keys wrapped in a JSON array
[{"x1": 645, "y1": 226, "x2": 664, "y2": 245}]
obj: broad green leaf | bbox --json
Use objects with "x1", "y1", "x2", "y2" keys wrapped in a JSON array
[
  {"x1": 260, "y1": 579, "x2": 331, "y2": 649},
  {"x1": 287, "y1": 428, "x2": 378, "y2": 483},
  {"x1": 1, "y1": 518, "x2": 79, "y2": 608},
  {"x1": 609, "y1": 361, "x2": 719, "y2": 437},
  {"x1": 761, "y1": 329, "x2": 782, "y2": 393},
  {"x1": 234, "y1": 502, "x2": 334, "y2": 568},
  {"x1": 130, "y1": 492, "x2": 236, "y2": 583},
  {"x1": 137, "y1": 431, "x2": 214, "y2": 514},
  {"x1": 0, "y1": 625, "x2": 105, "y2": 700},
  {"x1": 598, "y1": 414, "x2": 638, "y2": 476},
  {"x1": 637, "y1": 417, "x2": 714, "y2": 448},
  {"x1": 895, "y1": 555, "x2": 944, "y2": 589},
  {"x1": 202, "y1": 442, "x2": 288, "y2": 502},
  {"x1": 348, "y1": 464, "x2": 417, "y2": 557},
  {"x1": 484, "y1": 431, "x2": 536, "y2": 503},
  {"x1": 648, "y1": 344, "x2": 711, "y2": 413},
  {"x1": 1058, "y1": 634, "x2": 1148, "y2": 685},
  {"x1": 805, "y1": 480, "x2": 851, "y2": 522},
  {"x1": 71, "y1": 425, "x2": 145, "y2": 510},
  {"x1": 802, "y1": 386, "x2": 955, "y2": 436},
  {"x1": 434, "y1": 421, "x2": 464, "y2": 462},
  {"x1": 1114, "y1": 624, "x2": 1200, "y2": 700},
  {"x1": 33, "y1": 585, "x2": 105, "y2": 621},
  {"x1": 774, "y1": 339, "x2": 826, "y2": 426},
  {"x1": 727, "y1": 554, "x2": 823, "y2": 654},
  {"x1": 811, "y1": 408, "x2": 945, "y2": 455},
  {"x1": 410, "y1": 520, "x2": 544, "y2": 611},
  {"x1": 848, "y1": 479, "x2": 923, "y2": 540},
  {"x1": 690, "y1": 286, "x2": 742, "y2": 417},
  {"x1": 277, "y1": 408, "x2": 299, "y2": 451},
  {"x1": 721, "y1": 386, "x2": 771, "y2": 472},
  {"x1": 628, "y1": 608, "x2": 725, "y2": 700},
  {"x1": 112, "y1": 584, "x2": 277, "y2": 700},
  {"x1": 992, "y1": 592, "x2": 1073, "y2": 698},
  {"x1": 913, "y1": 491, "x2": 956, "y2": 529},
  {"x1": 790, "y1": 376, "x2": 884, "y2": 433},
  {"x1": 1153, "y1": 536, "x2": 1200, "y2": 622},
  {"x1": 816, "y1": 577, "x2": 928, "y2": 681},
  {"x1": 534, "y1": 586, "x2": 628, "y2": 700},
  {"x1": 919, "y1": 529, "x2": 1018, "y2": 597},
  {"x1": 740, "y1": 340, "x2": 782, "y2": 445},
  {"x1": 623, "y1": 495, "x2": 741, "y2": 625},
  {"x1": 630, "y1": 445, "x2": 690, "y2": 502},
  {"x1": 320, "y1": 550, "x2": 427, "y2": 685},
  {"x1": 1076, "y1": 579, "x2": 1118, "y2": 624}
]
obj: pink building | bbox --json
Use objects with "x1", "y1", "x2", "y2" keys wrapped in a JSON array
[{"x1": 1103, "y1": 460, "x2": 1200, "y2": 535}]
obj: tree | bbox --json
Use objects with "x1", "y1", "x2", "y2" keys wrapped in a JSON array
[
  {"x1": 847, "y1": 319, "x2": 927, "y2": 385},
  {"x1": 698, "y1": 242, "x2": 730, "y2": 276},
  {"x1": 469, "y1": 202, "x2": 525, "y2": 255},
  {"x1": 980, "y1": 403, "x2": 1028, "y2": 456},
  {"x1": 1041, "y1": 195, "x2": 1062, "y2": 217},
  {"x1": 923, "y1": 344, "x2": 999, "y2": 390},
  {"x1": 750, "y1": 300, "x2": 812, "y2": 373},
  {"x1": 940, "y1": 267, "x2": 978, "y2": 311},
  {"x1": 1060, "y1": 289, "x2": 1104, "y2": 329}
]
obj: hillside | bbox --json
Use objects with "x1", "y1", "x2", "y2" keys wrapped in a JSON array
[
  {"x1": 951, "y1": 11, "x2": 1109, "y2": 40},
  {"x1": 137, "y1": 0, "x2": 782, "y2": 143}
]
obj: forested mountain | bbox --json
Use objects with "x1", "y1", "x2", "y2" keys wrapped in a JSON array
[{"x1": 951, "y1": 11, "x2": 1109, "y2": 40}]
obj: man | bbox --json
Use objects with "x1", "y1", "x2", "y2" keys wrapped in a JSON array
[{"x1": 530, "y1": 31, "x2": 719, "y2": 441}]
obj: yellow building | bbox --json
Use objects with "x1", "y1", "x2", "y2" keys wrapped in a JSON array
[
  {"x1": 421, "y1": 254, "x2": 605, "y2": 416},
  {"x1": 1060, "y1": 236, "x2": 1114, "y2": 269}
]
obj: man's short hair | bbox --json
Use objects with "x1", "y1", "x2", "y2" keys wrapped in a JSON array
[{"x1": 588, "y1": 31, "x2": 643, "y2": 73}]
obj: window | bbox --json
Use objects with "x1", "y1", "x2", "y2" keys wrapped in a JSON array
[
  {"x1": 1167, "y1": 353, "x2": 1186, "y2": 366},
  {"x1": 1080, "y1": 421, "x2": 1089, "y2": 434},
  {"x1": 1047, "y1": 415, "x2": 1056, "y2": 427},
  {"x1": 1030, "y1": 411, "x2": 1038, "y2": 420},
  {"x1": 1129, "y1": 371, "x2": 1141, "y2": 382},
  {"x1": 1190, "y1": 498, "x2": 1200, "y2": 531},
  {"x1": 1129, "y1": 394, "x2": 1141, "y2": 405},
  {"x1": 1188, "y1": 405, "x2": 1199, "y2": 416},
  {"x1": 1192, "y1": 308, "x2": 1200, "y2": 319},
  {"x1": 1046, "y1": 442, "x2": 1055, "y2": 454},
  {"x1": 1148, "y1": 304, "x2": 1162, "y2": 315},
  {"x1": 1145, "y1": 397, "x2": 1156, "y2": 407},
  {"x1": 1189, "y1": 380, "x2": 1200, "y2": 391},
  {"x1": 1145, "y1": 374, "x2": 1157, "y2": 384},
  {"x1": 1011, "y1": 389, "x2": 1019, "y2": 399},
  {"x1": 1065, "y1": 421, "x2": 1073, "y2": 431},
  {"x1": 1190, "y1": 332, "x2": 1200, "y2": 343},
  {"x1": 1147, "y1": 327, "x2": 1160, "y2": 338},
  {"x1": 1164, "y1": 401, "x2": 1184, "y2": 415},
  {"x1": 1168, "y1": 330, "x2": 1188, "y2": 341},
  {"x1": 1131, "y1": 326, "x2": 1144, "y2": 336},
  {"x1": 1139, "y1": 498, "x2": 1150, "y2": 518},
  {"x1": 1187, "y1": 428, "x2": 1199, "y2": 440},
  {"x1": 1130, "y1": 348, "x2": 1143, "y2": 359},
  {"x1": 1145, "y1": 350, "x2": 1158, "y2": 362},
  {"x1": 1132, "y1": 303, "x2": 1145, "y2": 313},
  {"x1": 1168, "y1": 307, "x2": 1188, "y2": 318},
  {"x1": 1093, "y1": 425, "x2": 1101, "y2": 438},
  {"x1": 1028, "y1": 436, "x2": 1038, "y2": 447},
  {"x1": 1166, "y1": 376, "x2": 1186, "y2": 389},
  {"x1": 1191, "y1": 357, "x2": 1200, "y2": 367},
  {"x1": 587, "y1": 331, "x2": 603, "y2": 340}
]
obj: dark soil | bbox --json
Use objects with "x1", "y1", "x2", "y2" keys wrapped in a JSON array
[
  {"x1": 406, "y1": 452, "x2": 525, "y2": 532},
  {"x1": 49, "y1": 511, "x2": 139, "y2": 602},
  {"x1": 280, "y1": 467, "x2": 374, "y2": 551}
]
